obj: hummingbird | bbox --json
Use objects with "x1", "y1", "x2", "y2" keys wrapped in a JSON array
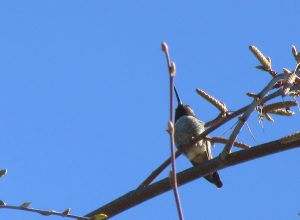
[{"x1": 174, "y1": 86, "x2": 223, "y2": 188}]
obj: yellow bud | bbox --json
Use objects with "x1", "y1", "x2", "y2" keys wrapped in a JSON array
[{"x1": 94, "y1": 213, "x2": 108, "y2": 220}]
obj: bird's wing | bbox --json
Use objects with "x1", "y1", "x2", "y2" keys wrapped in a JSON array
[
  {"x1": 194, "y1": 117, "x2": 212, "y2": 160},
  {"x1": 205, "y1": 139, "x2": 213, "y2": 160}
]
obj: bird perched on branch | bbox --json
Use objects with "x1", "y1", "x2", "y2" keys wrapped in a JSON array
[{"x1": 174, "y1": 86, "x2": 223, "y2": 188}]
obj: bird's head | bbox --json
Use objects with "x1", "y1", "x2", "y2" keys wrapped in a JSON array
[{"x1": 174, "y1": 86, "x2": 196, "y2": 122}]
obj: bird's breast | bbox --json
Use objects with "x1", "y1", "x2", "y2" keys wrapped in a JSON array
[{"x1": 174, "y1": 116, "x2": 210, "y2": 162}]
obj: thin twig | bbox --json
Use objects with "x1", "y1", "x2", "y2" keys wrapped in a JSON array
[
  {"x1": 205, "y1": 113, "x2": 226, "y2": 127},
  {"x1": 163, "y1": 41, "x2": 184, "y2": 220},
  {"x1": 247, "y1": 92, "x2": 260, "y2": 99},
  {"x1": 0, "y1": 204, "x2": 90, "y2": 220},
  {"x1": 208, "y1": 137, "x2": 250, "y2": 149}
]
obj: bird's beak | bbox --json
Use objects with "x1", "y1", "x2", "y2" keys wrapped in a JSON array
[{"x1": 174, "y1": 85, "x2": 183, "y2": 105}]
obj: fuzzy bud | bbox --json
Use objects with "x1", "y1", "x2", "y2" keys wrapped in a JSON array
[
  {"x1": 170, "y1": 62, "x2": 176, "y2": 77},
  {"x1": 249, "y1": 45, "x2": 272, "y2": 71},
  {"x1": 0, "y1": 169, "x2": 7, "y2": 178},
  {"x1": 21, "y1": 202, "x2": 32, "y2": 208},
  {"x1": 94, "y1": 213, "x2": 108, "y2": 220},
  {"x1": 62, "y1": 208, "x2": 71, "y2": 216},
  {"x1": 161, "y1": 42, "x2": 169, "y2": 53}
]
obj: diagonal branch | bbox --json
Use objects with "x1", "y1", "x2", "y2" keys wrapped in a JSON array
[
  {"x1": 220, "y1": 73, "x2": 286, "y2": 159},
  {"x1": 84, "y1": 132, "x2": 300, "y2": 219}
]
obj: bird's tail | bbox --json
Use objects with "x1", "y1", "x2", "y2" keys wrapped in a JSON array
[{"x1": 204, "y1": 172, "x2": 223, "y2": 188}]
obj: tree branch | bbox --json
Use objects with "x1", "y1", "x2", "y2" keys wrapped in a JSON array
[{"x1": 84, "y1": 132, "x2": 300, "y2": 219}]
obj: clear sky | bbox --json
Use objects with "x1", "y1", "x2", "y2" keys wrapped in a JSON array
[{"x1": 0, "y1": 1, "x2": 300, "y2": 220}]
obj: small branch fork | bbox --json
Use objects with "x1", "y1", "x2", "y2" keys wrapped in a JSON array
[
  {"x1": 220, "y1": 73, "x2": 286, "y2": 159},
  {"x1": 162, "y1": 42, "x2": 185, "y2": 220}
]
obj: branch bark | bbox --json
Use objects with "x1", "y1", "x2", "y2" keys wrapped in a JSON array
[{"x1": 84, "y1": 132, "x2": 300, "y2": 219}]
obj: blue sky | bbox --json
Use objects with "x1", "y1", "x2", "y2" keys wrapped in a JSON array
[{"x1": 0, "y1": 1, "x2": 300, "y2": 220}]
